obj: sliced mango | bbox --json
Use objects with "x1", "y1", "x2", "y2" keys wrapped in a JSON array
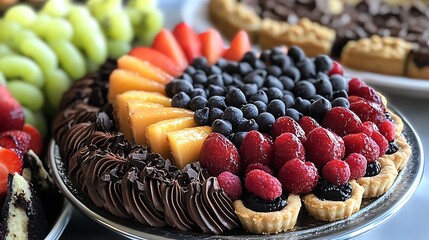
[{"x1": 117, "y1": 55, "x2": 173, "y2": 85}]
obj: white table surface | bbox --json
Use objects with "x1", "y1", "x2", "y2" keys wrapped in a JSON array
[{"x1": 59, "y1": 1, "x2": 429, "y2": 239}]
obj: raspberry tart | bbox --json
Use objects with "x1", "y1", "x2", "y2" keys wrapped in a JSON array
[{"x1": 52, "y1": 22, "x2": 412, "y2": 236}]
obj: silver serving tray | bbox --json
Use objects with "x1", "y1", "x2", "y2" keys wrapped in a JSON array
[{"x1": 48, "y1": 108, "x2": 424, "y2": 240}]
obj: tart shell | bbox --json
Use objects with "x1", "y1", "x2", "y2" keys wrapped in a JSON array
[
  {"x1": 303, "y1": 180, "x2": 364, "y2": 222},
  {"x1": 381, "y1": 134, "x2": 412, "y2": 171},
  {"x1": 234, "y1": 195, "x2": 301, "y2": 234},
  {"x1": 356, "y1": 158, "x2": 398, "y2": 198}
]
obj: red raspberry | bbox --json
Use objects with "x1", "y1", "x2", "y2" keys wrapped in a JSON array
[
  {"x1": 328, "y1": 61, "x2": 344, "y2": 76},
  {"x1": 277, "y1": 159, "x2": 319, "y2": 194},
  {"x1": 357, "y1": 86, "x2": 382, "y2": 105},
  {"x1": 348, "y1": 77, "x2": 367, "y2": 96},
  {"x1": 239, "y1": 130, "x2": 273, "y2": 169},
  {"x1": 343, "y1": 133, "x2": 380, "y2": 163},
  {"x1": 377, "y1": 120, "x2": 395, "y2": 142},
  {"x1": 322, "y1": 159, "x2": 351, "y2": 186},
  {"x1": 348, "y1": 95, "x2": 365, "y2": 104},
  {"x1": 344, "y1": 153, "x2": 367, "y2": 179},
  {"x1": 298, "y1": 116, "x2": 320, "y2": 136},
  {"x1": 305, "y1": 127, "x2": 345, "y2": 167},
  {"x1": 244, "y1": 163, "x2": 274, "y2": 176},
  {"x1": 200, "y1": 133, "x2": 241, "y2": 176},
  {"x1": 272, "y1": 133, "x2": 305, "y2": 170},
  {"x1": 362, "y1": 121, "x2": 379, "y2": 137},
  {"x1": 245, "y1": 169, "x2": 282, "y2": 201},
  {"x1": 322, "y1": 107, "x2": 364, "y2": 136},
  {"x1": 217, "y1": 171, "x2": 242, "y2": 201},
  {"x1": 350, "y1": 100, "x2": 386, "y2": 124},
  {"x1": 271, "y1": 116, "x2": 306, "y2": 142},
  {"x1": 371, "y1": 130, "x2": 389, "y2": 156},
  {"x1": 0, "y1": 130, "x2": 31, "y2": 157}
]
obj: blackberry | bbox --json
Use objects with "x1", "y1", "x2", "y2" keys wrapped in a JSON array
[
  {"x1": 256, "y1": 112, "x2": 275, "y2": 133},
  {"x1": 267, "y1": 99, "x2": 286, "y2": 118},
  {"x1": 208, "y1": 96, "x2": 227, "y2": 110},
  {"x1": 194, "y1": 107, "x2": 210, "y2": 126},
  {"x1": 364, "y1": 160, "x2": 382, "y2": 177},
  {"x1": 171, "y1": 92, "x2": 191, "y2": 108},
  {"x1": 241, "y1": 104, "x2": 259, "y2": 119},
  {"x1": 386, "y1": 141, "x2": 399, "y2": 154},
  {"x1": 225, "y1": 88, "x2": 247, "y2": 108},
  {"x1": 243, "y1": 193, "x2": 288, "y2": 212},
  {"x1": 189, "y1": 96, "x2": 208, "y2": 111},
  {"x1": 212, "y1": 119, "x2": 233, "y2": 137},
  {"x1": 313, "y1": 180, "x2": 352, "y2": 201}
]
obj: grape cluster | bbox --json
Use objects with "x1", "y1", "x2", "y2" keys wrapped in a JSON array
[
  {"x1": 0, "y1": 0, "x2": 164, "y2": 135},
  {"x1": 167, "y1": 46, "x2": 350, "y2": 140}
]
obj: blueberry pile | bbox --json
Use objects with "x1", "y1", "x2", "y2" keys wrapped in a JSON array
[
  {"x1": 313, "y1": 180, "x2": 352, "y2": 201},
  {"x1": 166, "y1": 46, "x2": 350, "y2": 141}
]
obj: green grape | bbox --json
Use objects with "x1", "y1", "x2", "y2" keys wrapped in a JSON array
[
  {"x1": 107, "y1": 39, "x2": 131, "y2": 59},
  {"x1": 125, "y1": 7, "x2": 141, "y2": 27},
  {"x1": 30, "y1": 14, "x2": 52, "y2": 38},
  {"x1": 86, "y1": 59, "x2": 100, "y2": 74},
  {"x1": 40, "y1": 0, "x2": 72, "y2": 18},
  {"x1": 33, "y1": 111, "x2": 47, "y2": 138},
  {"x1": 4, "y1": 5, "x2": 37, "y2": 27},
  {"x1": 127, "y1": 0, "x2": 156, "y2": 13},
  {"x1": 22, "y1": 106, "x2": 37, "y2": 127},
  {"x1": 0, "y1": 72, "x2": 6, "y2": 85},
  {"x1": 0, "y1": 20, "x2": 22, "y2": 44},
  {"x1": 44, "y1": 18, "x2": 74, "y2": 41},
  {"x1": 19, "y1": 38, "x2": 58, "y2": 75},
  {"x1": 7, "y1": 80, "x2": 44, "y2": 111},
  {"x1": 0, "y1": 44, "x2": 16, "y2": 58},
  {"x1": 104, "y1": 11, "x2": 134, "y2": 42},
  {"x1": 12, "y1": 29, "x2": 38, "y2": 48},
  {"x1": 44, "y1": 68, "x2": 71, "y2": 108},
  {"x1": 0, "y1": 55, "x2": 44, "y2": 87},
  {"x1": 140, "y1": 8, "x2": 163, "y2": 34},
  {"x1": 137, "y1": 30, "x2": 159, "y2": 46},
  {"x1": 68, "y1": 7, "x2": 108, "y2": 65},
  {"x1": 48, "y1": 40, "x2": 86, "y2": 80},
  {"x1": 87, "y1": 0, "x2": 122, "y2": 21}
]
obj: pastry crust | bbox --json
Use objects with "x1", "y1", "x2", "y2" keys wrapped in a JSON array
[
  {"x1": 234, "y1": 195, "x2": 301, "y2": 234},
  {"x1": 303, "y1": 180, "x2": 364, "y2": 222},
  {"x1": 389, "y1": 110, "x2": 404, "y2": 136},
  {"x1": 259, "y1": 18, "x2": 336, "y2": 57},
  {"x1": 405, "y1": 58, "x2": 429, "y2": 79},
  {"x1": 209, "y1": 0, "x2": 261, "y2": 41},
  {"x1": 356, "y1": 158, "x2": 398, "y2": 198},
  {"x1": 341, "y1": 36, "x2": 413, "y2": 76},
  {"x1": 381, "y1": 134, "x2": 412, "y2": 171}
]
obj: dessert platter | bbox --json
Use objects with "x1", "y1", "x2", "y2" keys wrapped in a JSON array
[{"x1": 48, "y1": 20, "x2": 423, "y2": 239}]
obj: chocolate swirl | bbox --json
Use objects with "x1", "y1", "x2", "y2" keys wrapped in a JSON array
[
  {"x1": 59, "y1": 122, "x2": 96, "y2": 162},
  {"x1": 69, "y1": 146, "x2": 98, "y2": 191}
]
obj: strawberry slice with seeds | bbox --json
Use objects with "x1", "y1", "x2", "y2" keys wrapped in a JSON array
[
  {"x1": 223, "y1": 30, "x2": 252, "y2": 62},
  {"x1": 152, "y1": 29, "x2": 188, "y2": 71},
  {"x1": 0, "y1": 147, "x2": 23, "y2": 196},
  {"x1": 199, "y1": 28, "x2": 225, "y2": 65},
  {"x1": 172, "y1": 22, "x2": 202, "y2": 64},
  {"x1": 23, "y1": 124, "x2": 43, "y2": 155},
  {"x1": 128, "y1": 47, "x2": 183, "y2": 77}
]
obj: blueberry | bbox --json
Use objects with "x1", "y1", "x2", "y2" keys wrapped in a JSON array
[
  {"x1": 271, "y1": 54, "x2": 291, "y2": 68},
  {"x1": 283, "y1": 67, "x2": 301, "y2": 82},
  {"x1": 253, "y1": 101, "x2": 267, "y2": 113},
  {"x1": 330, "y1": 74, "x2": 348, "y2": 91},
  {"x1": 194, "y1": 107, "x2": 210, "y2": 126},
  {"x1": 190, "y1": 88, "x2": 207, "y2": 98},
  {"x1": 287, "y1": 46, "x2": 306, "y2": 63},
  {"x1": 209, "y1": 108, "x2": 224, "y2": 124},
  {"x1": 256, "y1": 112, "x2": 275, "y2": 133},
  {"x1": 222, "y1": 72, "x2": 234, "y2": 85},
  {"x1": 165, "y1": 80, "x2": 175, "y2": 98},
  {"x1": 270, "y1": 47, "x2": 285, "y2": 57},
  {"x1": 208, "y1": 96, "x2": 227, "y2": 110},
  {"x1": 293, "y1": 97, "x2": 311, "y2": 115},
  {"x1": 267, "y1": 65, "x2": 282, "y2": 77},
  {"x1": 241, "y1": 103, "x2": 259, "y2": 119},
  {"x1": 309, "y1": 98, "x2": 332, "y2": 119},
  {"x1": 296, "y1": 58, "x2": 316, "y2": 79},
  {"x1": 233, "y1": 78, "x2": 245, "y2": 88},
  {"x1": 192, "y1": 57, "x2": 209, "y2": 72},
  {"x1": 171, "y1": 92, "x2": 191, "y2": 108},
  {"x1": 314, "y1": 78, "x2": 333, "y2": 99},
  {"x1": 222, "y1": 106, "x2": 243, "y2": 126},
  {"x1": 314, "y1": 55, "x2": 333, "y2": 73},
  {"x1": 238, "y1": 62, "x2": 253, "y2": 76},
  {"x1": 181, "y1": 73, "x2": 193, "y2": 84},
  {"x1": 331, "y1": 97, "x2": 350, "y2": 108},
  {"x1": 212, "y1": 119, "x2": 233, "y2": 137},
  {"x1": 365, "y1": 160, "x2": 381, "y2": 177},
  {"x1": 209, "y1": 65, "x2": 222, "y2": 75},
  {"x1": 242, "y1": 51, "x2": 257, "y2": 67},
  {"x1": 236, "y1": 118, "x2": 259, "y2": 132},
  {"x1": 259, "y1": 49, "x2": 271, "y2": 63},
  {"x1": 267, "y1": 87, "x2": 283, "y2": 101},
  {"x1": 282, "y1": 94, "x2": 295, "y2": 108},
  {"x1": 185, "y1": 66, "x2": 197, "y2": 75},
  {"x1": 240, "y1": 83, "x2": 258, "y2": 98},
  {"x1": 192, "y1": 71, "x2": 207, "y2": 85},
  {"x1": 172, "y1": 80, "x2": 193, "y2": 95},
  {"x1": 225, "y1": 88, "x2": 247, "y2": 108},
  {"x1": 293, "y1": 80, "x2": 316, "y2": 99},
  {"x1": 193, "y1": 83, "x2": 205, "y2": 90},
  {"x1": 333, "y1": 89, "x2": 348, "y2": 99},
  {"x1": 279, "y1": 76, "x2": 295, "y2": 91},
  {"x1": 312, "y1": 94, "x2": 325, "y2": 102},
  {"x1": 264, "y1": 75, "x2": 284, "y2": 90},
  {"x1": 216, "y1": 58, "x2": 228, "y2": 69},
  {"x1": 207, "y1": 74, "x2": 224, "y2": 87},
  {"x1": 208, "y1": 84, "x2": 225, "y2": 97},
  {"x1": 243, "y1": 70, "x2": 266, "y2": 88},
  {"x1": 267, "y1": 99, "x2": 286, "y2": 118},
  {"x1": 285, "y1": 108, "x2": 303, "y2": 122},
  {"x1": 190, "y1": 96, "x2": 208, "y2": 111},
  {"x1": 231, "y1": 131, "x2": 248, "y2": 148},
  {"x1": 255, "y1": 59, "x2": 267, "y2": 69},
  {"x1": 223, "y1": 61, "x2": 238, "y2": 73},
  {"x1": 249, "y1": 90, "x2": 268, "y2": 104},
  {"x1": 282, "y1": 90, "x2": 295, "y2": 98}
]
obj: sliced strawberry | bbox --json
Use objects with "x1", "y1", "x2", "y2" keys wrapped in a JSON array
[
  {"x1": 152, "y1": 29, "x2": 188, "y2": 71},
  {"x1": 0, "y1": 131, "x2": 31, "y2": 157},
  {"x1": 172, "y1": 22, "x2": 202, "y2": 64},
  {"x1": 0, "y1": 97, "x2": 25, "y2": 132},
  {"x1": 23, "y1": 124, "x2": 43, "y2": 156},
  {"x1": 0, "y1": 148, "x2": 23, "y2": 196},
  {"x1": 199, "y1": 28, "x2": 225, "y2": 65},
  {"x1": 223, "y1": 30, "x2": 252, "y2": 62},
  {"x1": 128, "y1": 47, "x2": 183, "y2": 77}
]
